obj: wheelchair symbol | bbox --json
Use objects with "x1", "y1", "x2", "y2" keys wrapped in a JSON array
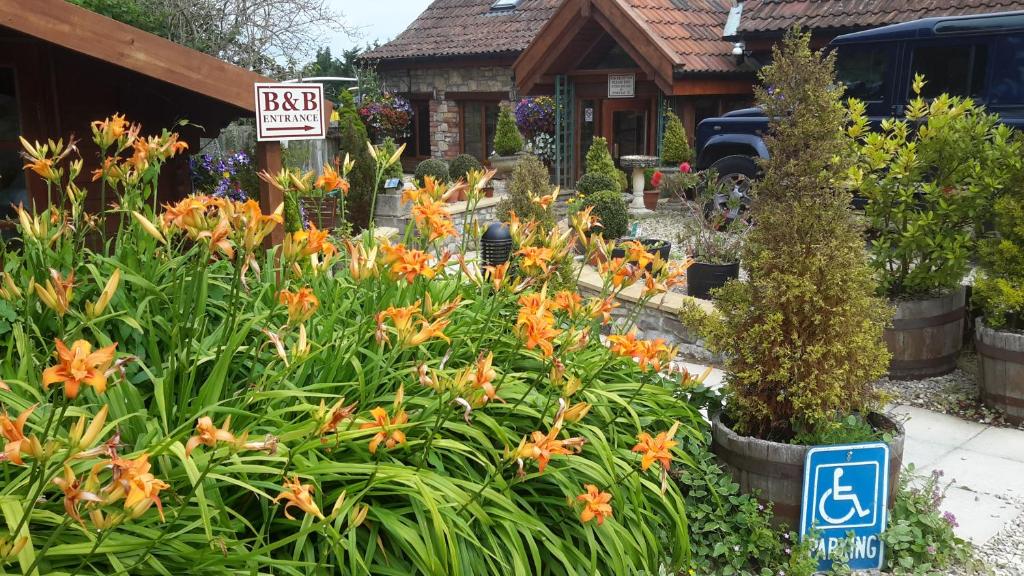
[{"x1": 818, "y1": 468, "x2": 871, "y2": 525}]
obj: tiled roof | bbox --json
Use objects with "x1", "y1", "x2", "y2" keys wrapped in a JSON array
[
  {"x1": 738, "y1": 0, "x2": 1024, "y2": 35},
  {"x1": 625, "y1": 0, "x2": 738, "y2": 73},
  {"x1": 363, "y1": 0, "x2": 563, "y2": 61}
]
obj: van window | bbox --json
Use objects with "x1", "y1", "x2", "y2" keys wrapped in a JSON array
[
  {"x1": 990, "y1": 35, "x2": 1024, "y2": 108},
  {"x1": 911, "y1": 44, "x2": 988, "y2": 99},
  {"x1": 835, "y1": 45, "x2": 889, "y2": 102}
]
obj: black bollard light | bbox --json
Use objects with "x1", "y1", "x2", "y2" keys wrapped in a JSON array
[{"x1": 480, "y1": 222, "x2": 513, "y2": 268}]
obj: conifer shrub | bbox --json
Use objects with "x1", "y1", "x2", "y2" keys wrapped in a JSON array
[
  {"x1": 493, "y1": 105, "x2": 524, "y2": 156},
  {"x1": 414, "y1": 158, "x2": 450, "y2": 185},
  {"x1": 580, "y1": 189, "x2": 628, "y2": 240},
  {"x1": 496, "y1": 154, "x2": 555, "y2": 230},
  {"x1": 575, "y1": 172, "x2": 617, "y2": 196},
  {"x1": 449, "y1": 153, "x2": 483, "y2": 182},
  {"x1": 584, "y1": 137, "x2": 627, "y2": 192},
  {"x1": 974, "y1": 171, "x2": 1024, "y2": 330},
  {"x1": 660, "y1": 110, "x2": 692, "y2": 165},
  {"x1": 686, "y1": 30, "x2": 891, "y2": 441},
  {"x1": 337, "y1": 90, "x2": 376, "y2": 228}
]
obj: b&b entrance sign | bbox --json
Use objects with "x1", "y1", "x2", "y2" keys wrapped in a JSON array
[
  {"x1": 254, "y1": 83, "x2": 326, "y2": 141},
  {"x1": 800, "y1": 442, "x2": 890, "y2": 571}
]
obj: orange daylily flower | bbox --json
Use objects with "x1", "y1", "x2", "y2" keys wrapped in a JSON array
[
  {"x1": 315, "y1": 163, "x2": 350, "y2": 195},
  {"x1": 278, "y1": 287, "x2": 320, "y2": 324},
  {"x1": 515, "y1": 416, "x2": 585, "y2": 475},
  {"x1": 550, "y1": 290, "x2": 582, "y2": 315},
  {"x1": 185, "y1": 416, "x2": 237, "y2": 458},
  {"x1": 42, "y1": 339, "x2": 118, "y2": 399},
  {"x1": 515, "y1": 245, "x2": 554, "y2": 275},
  {"x1": 577, "y1": 484, "x2": 613, "y2": 525},
  {"x1": 632, "y1": 422, "x2": 680, "y2": 472},
  {"x1": 379, "y1": 242, "x2": 446, "y2": 283},
  {"x1": 0, "y1": 404, "x2": 41, "y2": 465},
  {"x1": 456, "y1": 351, "x2": 503, "y2": 405},
  {"x1": 360, "y1": 406, "x2": 409, "y2": 453},
  {"x1": 406, "y1": 317, "x2": 451, "y2": 347},
  {"x1": 318, "y1": 398, "x2": 359, "y2": 439},
  {"x1": 90, "y1": 113, "x2": 132, "y2": 150},
  {"x1": 411, "y1": 196, "x2": 457, "y2": 242},
  {"x1": 587, "y1": 296, "x2": 618, "y2": 325},
  {"x1": 484, "y1": 262, "x2": 509, "y2": 291},
  {"x1": 108, "y1": 453, "x2": 170, "y2": 521},
  {"x1": 52, "y1": 465, "x2": 103, "y2": 526},
  {"x1": 275, "y1": 476, "x2": 324, "y2": 520}
]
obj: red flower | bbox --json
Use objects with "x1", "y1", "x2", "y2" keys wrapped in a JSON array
[
  {"x1": 679, "y1": 162, "x2": 692, "y2": 174},
  {"x1": 651, "y1": 171, "x2": 663, "y2": 188}
]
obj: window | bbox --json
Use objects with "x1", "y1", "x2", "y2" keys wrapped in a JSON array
[
  {"x1": 836, "y1": 45, "x2": 890, "y2": 102},
  {"x1": 399, "y1": 99, "x2": 431, "y2": 159},
  {"x1": 990, "y1": 35, "x2": 1024, "y2": 108},
  {"x1": 0, "y1": 67, "x2": 26, "y2": 234},
  {"x1": 461, "y1": 101, "x2": 499, "y2": 162},
  {"x1": 911, "y1": 44, "x2": 988, "y2": 99},
  {"x1": 490, "y1": 0, "x2": 518, "y2": 10}
]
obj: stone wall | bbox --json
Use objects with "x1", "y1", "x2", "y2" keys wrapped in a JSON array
[{"x1": 379, "y1": 65, "x2": 515, "y2": 161}]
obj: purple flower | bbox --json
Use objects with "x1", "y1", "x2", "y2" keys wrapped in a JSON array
[
  {"x1": 943, "y1": 511, "x2": 958, "y2": 528},
  {"x1": 927, "y1": 545, "x2": 937, "y2": 555}
]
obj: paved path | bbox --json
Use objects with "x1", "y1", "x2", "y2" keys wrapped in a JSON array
[{"x1": 675, "y1": 361, "x2": 1024, "y2": 545}]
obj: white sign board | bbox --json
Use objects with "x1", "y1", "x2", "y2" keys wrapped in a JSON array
[
  {"x1": 254, "y1": 83, "x2": 326, "y2": 141},
  {"x1": 608, "y1": 74, "x2": 636, "y2": 99}
]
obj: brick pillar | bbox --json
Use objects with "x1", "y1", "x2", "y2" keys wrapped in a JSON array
[{"x1": 429, "y1": 92, "x2": 460, "y2": 161}]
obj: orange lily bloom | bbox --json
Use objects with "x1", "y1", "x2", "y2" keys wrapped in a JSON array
[
  {"x1": 550, "y1": 290, "x2": 582, "y2": 315},
  {"x1": 107, "y1": 453, "x2": 170, "y2": 521},
  {"x1": 515, "y1": 418, "x2": 585, "y2": 475},
  {"x1": 90, "y1": 113, "x2": 131, "y2": 150},
  {"x1": 516, "y1": 315, "x2": 561, "y2": 358},
  {"x1": 587, "y1": 296, "x2": 618, "y2": 325},
  {"x1": 185, "y1": 416, "x2": 238, "y2": 458},
  {"x1": 0, "y1": 404, "x2": 40, "y2": 465},
  {"x1": 456, "y1": 351, "x2": 503, "y2": 405},
  {"x1": 278, "y1": 287, "x2": 319, "y2": 324},
  {"x1": 315, "y1": 163, "x2": 350, "y2": 195},
  {"x1": 275, "y1": 476, "x2": 324, "y2": 520},
  {"x1": 33, "y1": 269, "x2": 74, "y2": 316},
  {"x1": 52, "y1": 465, "x2": 102, "y2": 525},
  {"x1": 318, "y1": 398, "x2": 359, "y2": 439},
  {"x1": 42, "y1": 339, "x2": 118, "y2": 399},
  {"x1": 405, "y1": 318, "x2": 451, "y2": 347},
  {"x1": 360, "y1": 406, "x2": 409, "y2": 454},
  {"x1": 379, "y1": 242, "x2": 444, "y2": 283},
  {"x1": 577, "y1": 484, "x2": 613, "y2": 525},
  {"x1": 411, "y1": 197, "x2": 457, "y2": 242},
  {"x1": 515, "y1": 245, "x2": 554, "y2": 275},
  {"x1": 632, "y1": 422, "x2": 680, "y2": 471},
  {"x1": 484, "y1": 262, "x2": 509, "y2": 291}
]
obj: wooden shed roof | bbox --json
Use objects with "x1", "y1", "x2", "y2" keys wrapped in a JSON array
[{"x1": 0, "y1": 0, "x2": 272, "y2": 112}]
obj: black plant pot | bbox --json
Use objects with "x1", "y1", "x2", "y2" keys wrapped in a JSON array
[
  {"x1": 686, "y1": 261, "x2": 739, "y2": 300},
  {"x1": 611, "y1": 238, "x2": 671, "y2": 271}
]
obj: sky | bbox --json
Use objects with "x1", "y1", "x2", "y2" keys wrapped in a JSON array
[{"x1": 325, "y1": 0, "x2": 433, "y2": 54}]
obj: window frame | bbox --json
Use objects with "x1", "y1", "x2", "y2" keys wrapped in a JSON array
[
  {"x1": 905, "y1": 39, "x2": 993, "y2": 102},
  {"x1": 459, "y1": 100, "x2": 501, "y2": 164}
]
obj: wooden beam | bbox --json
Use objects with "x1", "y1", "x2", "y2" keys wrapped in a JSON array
[
  {"x1": 0, "y1": 0, "x2": 271, "y2": 111},
  {"x1": 670, "y1": 77, "x2": 754, "y2": 96},
  {"x1": 256, "y1": 141, "x2": 284, "y2": 245}
]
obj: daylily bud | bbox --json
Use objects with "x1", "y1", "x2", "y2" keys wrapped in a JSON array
[
  {"x1": 86, "y1": 269, "x2": 120, "y2": 318},
  {"x1": 330, "y1": 490, "x2": 348, "y2": 517},
  {"x1": 0, "y1": 273, "x2": 21, "y2": 300},
  {"x1": 386, "y1": 142, "x2": 406, "y2": 168},
  {"x1": 350, "y1": 503, "x2": 370, "y2": 528},
  {"x1": 562, "y1": 402, "x2": 591, "y2": 423},
  {"x1": 131, "y1": 211, "x2": 166, "y2": 244}
]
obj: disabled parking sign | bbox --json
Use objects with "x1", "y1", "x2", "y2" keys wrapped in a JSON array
[{"x1": 800, "y1": 442, "x2": 890, "y2": 571}]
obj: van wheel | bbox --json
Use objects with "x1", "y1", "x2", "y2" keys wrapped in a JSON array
[{"x1": 705, "y1": 155, "x2": 756, "y2": 225}]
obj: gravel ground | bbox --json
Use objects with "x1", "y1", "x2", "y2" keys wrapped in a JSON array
[
  {"x1": 875, "y1": 353, "x2": 1024, "y2": 431},
  {"x1": 629, "y1": 199, "x2": 693, "y2": 260},
  {"x1": 967, "y1": 502, "x2": 1024, "y2": 576}
]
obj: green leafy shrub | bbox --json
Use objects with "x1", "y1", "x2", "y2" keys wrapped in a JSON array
[
  {"x1": 449, "y1": 153, "x2": 483, "y2": 182},
  {"x1": 380, "y1": 136, "x2": 405, "y2": 181},
  {"x1": 661, "y1": 110, "x2": 692, "y2": 165},
  {"x1": 973, "y1": 157, "x2": 1024, "y2": 329},
  {"x1": 847, "y1": 75, "x2": 1021, "y2": 298},
  {"x1": 687, "y1": 30, "x2": 891, "y2": 440},
  {"x1": 882, "y1": 466, "x2": 977, "y2": 574},
  {"x1": 575, "y1": 172, "x2": 617, "y2": 196},
  {"x1": 580, "y1": 189, "x2": 628, "y2": 241},
  {"x1": 497, "y1": 153, "x2": 555, "y2": 230},
  {"x1": 493, "y1": 105, "x2": 524, "y2": 156},
  {"x1": 414, "y1": 157, "x2": 450, "y2": 185},
  {"x1": 584, "y1": 137, "x2": 627, "y2": 192},
  {"x1": 337, "y1": 90, "x2": 376, "y2": 228}
]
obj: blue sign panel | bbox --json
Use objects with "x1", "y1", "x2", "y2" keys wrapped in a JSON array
[{"x1": 800, "y1": 442, "x2": 890, "y2": 571}]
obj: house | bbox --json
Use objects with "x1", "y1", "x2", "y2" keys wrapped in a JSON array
[
  {"x1": 367, "y1": 0, "x2": 1024, "y2": 185},
  {"x1": 0, "y1": 0, "x2": 286, "y2": 238}
]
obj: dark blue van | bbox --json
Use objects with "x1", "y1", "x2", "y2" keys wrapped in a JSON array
[{"x1": 694, "y1": 10, "x2": 1024, "y2": 191}]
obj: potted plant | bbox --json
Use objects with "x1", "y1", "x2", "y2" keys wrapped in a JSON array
[
  {"x1": 676, "y1": 169, "x2": 746, "y2": 300},
  {"x1": 643, "y1": 169, "x2": 660, "y2": 210},
  {"x1": 489, "y1": 105, "x2": 524, "y2": 177},
  {"x1": 299, "y1": 159, "x2": 350, "y2": 231},
  {"x1": 972, "y1": 163, "x2": 1024, "y2": 423},
  {"x1": 848, "y1": 75, "x2": 1019, "y2": 379},
  {"x1": 659, "y1": 110, "x2": 692, "y2": 172},
  {"x1": 683, "y1": 31, "x2": 900, "y2": 529}
]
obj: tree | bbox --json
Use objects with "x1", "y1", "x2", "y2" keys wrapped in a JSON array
[
  {"x1": 336, "y1": 90, "x2": 376, "y2": 229},
  {"x1": 660, "y1": 110, "x2": 692, "y2": 165}
]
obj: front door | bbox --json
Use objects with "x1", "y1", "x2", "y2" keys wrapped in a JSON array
[{"x1": 601, "y1": 98, "x2": 652, "y2": 168}]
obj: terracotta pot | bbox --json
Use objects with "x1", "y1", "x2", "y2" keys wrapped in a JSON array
[
  {"x1": 976, "y1": 317, "x2": 1024, "y2": 424},
  {"x1": 711, "y1": 412, "x2": 905, "y2": 528},
  {"x1": 483, "y1": 186, "x2": 495, "y2": 198},
  {"x1": 884, "y1": 286, "x2": 966, "y2": 380},
  {"x1": 643, "y1": 190, "x2": 660, "y2": 210}
]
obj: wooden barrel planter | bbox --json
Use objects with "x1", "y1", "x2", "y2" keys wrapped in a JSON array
[
  {"x1": 710, "y1": 412, "x2": 904, "y2": 528},
  {"x1": 884, "y1": 286, "x2": 966, "y2": 380},
  {"x1": 976, "y1": 318, "x2": 1024, "y2": 425}
]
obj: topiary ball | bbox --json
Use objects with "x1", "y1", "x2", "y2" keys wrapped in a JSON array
[
  {"x1": 576, "y1": 172, "x2": 618, "y2": 196},
  {"x1": 580, "y1": 189, "x2": 629, "y2": 240},
  {"x1": 449, "y1": 153, "x2": 483, "y2": 183},
  {"x1": 414, "y1": 158, "x2": 450, "y2": 185}
]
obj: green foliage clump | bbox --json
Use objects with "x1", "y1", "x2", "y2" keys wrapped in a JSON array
[
  {"x1": 882, "y1": 466, "x2": 977, "y2": 574},
  {"x1": 493, "y1": 105, "x2": 524, "y2": 156},
  {"x1": 660, "y1": 110, "x2": 692, "y2": 165},
  {"x1": 496, "y1": 154, "x2": 555, "y2": 230},
  {"x1": 848, "y1": 75, "x2": 1022, "y2": 298},
  {"x1": 584, "y1": 137, "x2": 627, "y2": 192},
  {"x1": 580, "y1": 189, "x2": 628, "y2": 241},
  {"x1": 449, "y1": 153, "x2": 483, "y2": 182},
  {"x1": 414, "y1": 158, "x2": 450, "y2": 185},
  {"x1": 379, "y1": 137, "x2": 405, "y2": 181},
  {"x1": 973, "y1": 163, "x2": 1024, "y2": 330},
  {"x1": 337, "y1": 90, "x2": 376, "y2": 228},
  {"x1": 575, "y1": 172, "x2": 617, "y2": 196},
  {"x1": 692, "y1": 30, "x2": 891, "y2": 440}
]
